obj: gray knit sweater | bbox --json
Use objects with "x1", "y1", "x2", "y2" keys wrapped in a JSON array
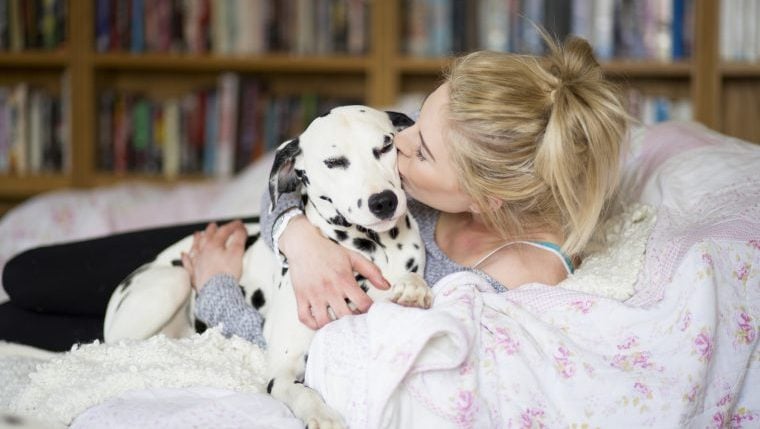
[{"x1": 194, "y1": 189, "x2": 508, "y2": 348}]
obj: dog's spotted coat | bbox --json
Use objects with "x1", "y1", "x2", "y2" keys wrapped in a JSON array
[{"x1": 103, "y1": 106, "x2": 431, "y2": 428}]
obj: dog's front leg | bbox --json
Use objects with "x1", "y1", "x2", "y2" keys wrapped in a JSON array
[{"x1": 266, "y1": 334, "x2": 345, "y2": 428}]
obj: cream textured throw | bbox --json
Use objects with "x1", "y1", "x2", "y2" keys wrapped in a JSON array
[{"x1": 10, "y1": 328, "x2": 267, "y2": 426}]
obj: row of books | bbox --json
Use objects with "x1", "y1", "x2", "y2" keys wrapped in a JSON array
[
  {"x1": 97, "y1": 73, "x2": 360, "y2": 178},
  {"x1": 720, "y1": 0, "x2": 760, "y2": 62},
  {"x1": 404, "y1": 0, "x2": 694, "y2": 61},
  {"x1": 0, "y1": 0, "x2": 67, "y2": 51},
  {"x1": 0, "y1": 82, "x2": 69, "y2": 175},
  {"x1": 95, "y1": 0, "x2": 369, "y2": 55},
  {"x1": 626, "y1": 89, "x2": 692, "y2": 126}
]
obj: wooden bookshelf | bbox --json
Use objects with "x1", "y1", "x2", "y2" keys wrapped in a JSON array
[{"x1": 0, "y1": 0, "x2": 758, "y2": 217}]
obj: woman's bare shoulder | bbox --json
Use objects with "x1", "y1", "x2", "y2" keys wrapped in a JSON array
[{"x1": 480, "y1": 244, "x2": 568, "y2": 290}]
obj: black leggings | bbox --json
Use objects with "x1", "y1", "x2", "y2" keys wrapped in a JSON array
[{"x1": 0, "y1": 216, "x2": 256, "y2": 351}]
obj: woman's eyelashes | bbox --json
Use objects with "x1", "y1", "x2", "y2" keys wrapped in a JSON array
[{"x1": 415, "y1": 146, "x2": 426, "y2": 161}]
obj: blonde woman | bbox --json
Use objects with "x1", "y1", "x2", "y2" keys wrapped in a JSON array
[{"x1": 180, "y1": 34, "x2": 629, "y2": 344}]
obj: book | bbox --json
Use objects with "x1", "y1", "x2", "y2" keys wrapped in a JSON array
[
  {"x1": 216, "y1": 72, "x2": 239, "y2": 177},
  {"x1": 163, "y1": 98, "x2": 180, "y2": 179},
  {"x1": 9, "y1": 83, "x2": 28, "y2": 175}
]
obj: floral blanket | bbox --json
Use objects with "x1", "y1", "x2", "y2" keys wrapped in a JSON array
[{"x1": 303, "y1": 122, "x2": 760, "y2": 428}]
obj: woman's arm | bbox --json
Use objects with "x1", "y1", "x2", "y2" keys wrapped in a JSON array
[
  {"x1": 181, "y1": 221, "x2": 266, "y2": 348},
  {"x1": 259, "y1": 187, "x2": 389, "y2": 330}
]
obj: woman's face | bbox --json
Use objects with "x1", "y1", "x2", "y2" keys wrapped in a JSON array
[{"x1": 395, "y1": 83, "x2": 474, "y2": 213}]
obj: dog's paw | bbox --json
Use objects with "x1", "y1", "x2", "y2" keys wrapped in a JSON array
[
  {"x1": 304, "y1": 408, "x2": 345, "y2": 429},
  {"x1": 390, "y1": 272, "x2": 433, "y2": 309}
]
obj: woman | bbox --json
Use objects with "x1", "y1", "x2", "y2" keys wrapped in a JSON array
[{"x1": 182, "y1": 34, "x2": 628, "y2": 344}]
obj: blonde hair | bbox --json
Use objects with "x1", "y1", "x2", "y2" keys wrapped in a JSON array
[{"x1": 444, "y1": 36, "x2": 629, "y2": 255}]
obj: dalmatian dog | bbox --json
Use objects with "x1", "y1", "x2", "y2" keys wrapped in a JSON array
[{"x1": 103, "y1": 105, "x2": 431, "y2": 428}]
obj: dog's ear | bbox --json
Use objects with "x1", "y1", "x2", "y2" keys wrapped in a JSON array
[
  {"x1": 268, "y1": 138, "x2": 302, "y2": 209},
  {"x1": 385, "y1": 111, "x2": 415, "y2": 132}
]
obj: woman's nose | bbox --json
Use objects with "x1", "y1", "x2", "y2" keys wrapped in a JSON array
[{"x1": 394, "y1": 128, "x2": 413, "y2": 157}]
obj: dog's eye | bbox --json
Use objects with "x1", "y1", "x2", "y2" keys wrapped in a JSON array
[
  {"x1": 324, "y1": 156, "x2": 350, "y2": 169},
  {"x1": 373, "y1": 141, "x2": 395, "y2": 159}
]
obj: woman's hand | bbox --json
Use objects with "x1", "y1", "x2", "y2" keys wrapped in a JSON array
[
  {"x1": 181, "y1": 220, "x2": 247, "y2": 292},
  {"x1": 279, "y1": 215, "x2": 390, "y2": 330}
]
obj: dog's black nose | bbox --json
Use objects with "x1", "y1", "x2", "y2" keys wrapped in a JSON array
[{"x1": 368, "y1": 190, "x2": 398, "y2": 220}]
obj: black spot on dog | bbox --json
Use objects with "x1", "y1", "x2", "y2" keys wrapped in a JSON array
[
  {"x1": 334, "y1": 229, "x2": 348, "y2": 241},
  {"x1": 360, "y1": 283, "x2": 369, "y2": 292},
  {"x1": 252, "y1": 289, "x2": 266, "y2": 309},
  {"x1": 171, "y1": 259, "x2": 182, "y2": 267},
  {"x1": 353, "y1": 238, "x2": 376, "y2": 253},
  {"x1": 328, "y1": 237, "x2": 339, "y2": 245},
  {"x1": 397, "y1": 243, "x2": 403, "y2": 250},
  {"x1": 324, "y1": 156, "x2": 350, "y2": 169},
  {"x1": 372, "y1": 142, "x2": 395, "y2": 159},
  {"x1": 245, "y1": 233, "x2": 260, "y2": 249},
  {"x1": 281, "y1": 266, "x2": 289, "y2": 277},
  {"x1": 115, "y1": 291, "x2": 130, "y2": 312},
  {"x1": 239, "y1": 285, "x2": 246, "y2": 297},
  {"x1": 389, "y1": 227, "x2": 399, "y2": 239},
  {"x1": 2, "y1": 415, "x2": 23, "y2": 425},
  {"x1": 359, "y1": 109, "x2": 366, "y2": 113},
  {"x1": 319, "y1": 109, "x2": 331, "y2": 118},
  {"x1": 354, "y1": 274, "x2": 366, "y2": 282},
  {"x1": 413, "y1": 243, "x2": 420, "y2": 250},
  {"x1": 294, "y1": 379, "x2": 304, "y2": 385},
  {"x1": 405, "y1": 214, "x2": 411, "y2": 229},
  {"x1": 119, "y1": 264, "x2": 151, "y2": 291},
  {"x1": 406, "y1": 258, "x2": 416, "y2": 270},
  {"x1": 304, "y1": 353, "x2": 309, "y2": 364},
  {"x1": 384, "y1": 135, "x2": 392, "y2": 144},
  {"x1": 195, "y1": 319, "x2": 208, "y2": 334},
  {"x1": 411, "y1": 265, "x2": 419, "y2": 273},
  {"x1": 300, "y1": 193, "x2": 309, "y2": 207},
  {"x1": 267, "y1": 379, "x2": 275, "y2": 394},
  {"x1": 294, "y1": 169, "x2": 310, "y2": 186},
  {"x1": 328, "y1": 213, "x2": 351, "y2": 227},
  {"x1": 320, "y1": 195, "x2": 332, "y2": 203},
  {"x1": 357, "y1": 198, "x2": 362, "y2": 208}
]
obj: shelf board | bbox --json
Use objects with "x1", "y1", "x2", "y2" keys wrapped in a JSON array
[
  {"x1": 88, "y1": 172, "x2": 222, "y2": 188},
  {"x1": 0, "y1": 51, "x2": 69, "y2": 68},
  {"x1": 720, "y1": 62, "x2": 760, "y2": 77},
  {"x1": 602, "y1": 60, "x2": 692, "y2": 77},
  {"x1": 395, "y1": 56, "x2": 692, "y2": 77},
  {"x1": 92, "y1": 53, "x2": 371, "y2": 73},
  {"x1": 0, "y1": 174, "x2": 71, "y2": 197}
]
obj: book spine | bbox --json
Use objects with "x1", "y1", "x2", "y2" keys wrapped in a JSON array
[{"x1": 216, "y1": 72, "x2": 239, "y2": 177}]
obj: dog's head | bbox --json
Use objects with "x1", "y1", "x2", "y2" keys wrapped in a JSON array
[{"x1": 269, "y1": 106, "x2": 414, "y2": 232}]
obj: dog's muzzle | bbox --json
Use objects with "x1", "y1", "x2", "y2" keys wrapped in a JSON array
[{"x1": 368, "y1": 190, "x2": 398, "y2": 220}]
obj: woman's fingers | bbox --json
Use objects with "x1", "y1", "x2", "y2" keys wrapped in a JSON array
[
  {"x1": 348, "y1": 250, "x2": 389, "y2": 290},
  {"x1": 297, "y1": 295, "x2": 319, "y2": 330}
]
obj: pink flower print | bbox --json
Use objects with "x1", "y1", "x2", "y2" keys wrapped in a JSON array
[
  {"x1": 684, "y1": 384, "x2": 701, "y2": 403},
  {"x1": 702, "y1": 253, "x2": 714, "y2": 266},
  {"x1": 520, "y1": 408, "x2": 546, "y2": 429},
  {"x1": 680, "y1": 311, "x2": 693, "y2": 332},
  {"x1": 735, "y1": 311, "x2": 757, "y2": 346},
  {"x1": 634, "y1": 381, "x2": 652, "y2": 399},
  {"x1": 730, "y1": 407, "x2": 758, "y2": 428},
  {"x1": 713, "y1": 412, "x2": 725, "y2": 428},
  {"x1": 617, "y1": 335, "x2": 639, "y2": 350},
  {"x1": 694, "y1": 329, "x2": 714, "y2": 363},
  {"x1": 734, "y1": 263, "x2": 750, "y2": 282},
  {"x1": 749, "y1": 239, "x2": 760, "y2": 251},
  {"x1": 494, "y1": 327, "x2": 520, "y2": 355},
  {"x1": 453, "y1": 390, "x2": 477, "y2": 426},
  {"x1": 554, "y1": 345, "x2": 576, "y2": 378},
  {"x1": 570, "y1": 299, "x2": 594, "y2": 314},
  {"x1": 610, "y1": 352, "x2": 655, "y2": 371},
  {"x1": 717, "y1": 393, "x2": 733, "y2": 407}
]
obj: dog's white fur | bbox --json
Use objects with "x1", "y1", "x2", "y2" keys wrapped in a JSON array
[{"x1": 104, "y1": 106, "x2": 430, "y2": 428}]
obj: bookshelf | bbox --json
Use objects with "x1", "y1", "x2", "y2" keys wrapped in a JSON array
[{"x1": 0, "y1": 0, "x2": 758, "y2": 216}]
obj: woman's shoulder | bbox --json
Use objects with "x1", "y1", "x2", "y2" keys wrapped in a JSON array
[{"x1": 479, "y1": 243, "x2": 569, "y2": 289}]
